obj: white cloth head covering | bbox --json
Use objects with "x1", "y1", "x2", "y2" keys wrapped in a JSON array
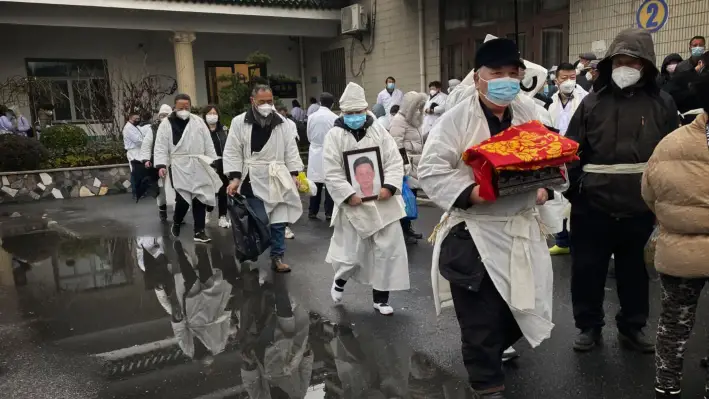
[
  {"x1": 447, "y1": 79, "x2": 461, "y2": 92},
  {"x1": 339, "y1": 82, "x2": 368, "y2": 112},
  {"x1": 158, "y1": 104, "x2": 172, "y2": 116}
]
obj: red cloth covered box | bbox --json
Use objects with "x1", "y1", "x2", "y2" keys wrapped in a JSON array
[{"x1": 462, "y1": 120, "x2": 580, "y2": 201}]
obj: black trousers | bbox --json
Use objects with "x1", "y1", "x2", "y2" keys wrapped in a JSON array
[
  {"x1": 174, "y1": 191, "x2": 207, "y2": 233},
  {"x1": 451, "y1": 275, "x2": 522, "y2": 392},
  {"x1": 570, "y1": 205, "x2": 655, "y2": 331},
  {"x1": 217, "y1": 174, "x2": 229, "y2": 217},
  {"x1": 309, "y1": 182, "x2": 333, "y2": 217}
]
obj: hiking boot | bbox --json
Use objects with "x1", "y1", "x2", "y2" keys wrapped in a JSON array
[
  {"x1": 619, "y1": 328, "x2": 655, "y2": 353},
  {"x1": 654, "y1": 387, "x2": 681, "y2": 399},
  {"x1": 194, "y1": 230, "x2": 211, "y2": 243},
  {"x1": 272, "y1": 257, "x2": 291, "y2": 273},
  {"x1": 159, "y1": 205, "x2": 168, "y2": 222},
  {"x1": 573, "y1": 328, "x2": 602, "y2": 352},
  {"x1": 171, "y1": 222, "x2": 181, "y2": 238},
  {"x1": 549, "y1": 245, "x2": 570, "y2": 255}
]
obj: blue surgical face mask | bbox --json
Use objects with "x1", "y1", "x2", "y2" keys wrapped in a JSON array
[
  {"x1": 692, "y1": 46, "x2": 705, "y2": 57},
  {"x1": 343, "y1": 114, "x2": 367, "y2": 130},
  {"x1": 386, "y1": 83, "x2": 395, "y2": 90},
  {"x1": 480, "y1": 77, "x2": 521, "y2": 107}
]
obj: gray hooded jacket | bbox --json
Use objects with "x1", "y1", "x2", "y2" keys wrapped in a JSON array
[{"x1": 565, "y1": 28, "x2": 679, "y2": 217}]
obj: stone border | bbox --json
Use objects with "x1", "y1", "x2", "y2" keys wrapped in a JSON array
[{"x1": 0, "y1": 163, "x2": 129, "y2": 176}]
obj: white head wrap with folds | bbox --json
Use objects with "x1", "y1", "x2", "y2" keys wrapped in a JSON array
[{"x1": 339, "y1": 82, "x2": 369, "y2": 112}]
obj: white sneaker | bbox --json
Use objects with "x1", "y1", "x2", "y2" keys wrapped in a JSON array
[
  {"x1": 373, "y1": 303, "x2": 394, "y2": 316},
  {"x1": 285, "y1": 226, "x2": 295, "y2": 239},
  {"x1": 218, "y1": 216, "x2": 231, "y2": 228},
  {"x1": 331, "y1": 280, "x2": 344, "y2": 303}
]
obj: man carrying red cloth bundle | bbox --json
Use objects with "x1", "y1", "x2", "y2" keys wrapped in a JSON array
[{"x1": 419, "y1": 38, "x2": 569, "y2": 399}]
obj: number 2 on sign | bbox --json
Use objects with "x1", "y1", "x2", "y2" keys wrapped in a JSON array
[{"x1": 645, "y1": 3, "x2": 660, "y2": 28}]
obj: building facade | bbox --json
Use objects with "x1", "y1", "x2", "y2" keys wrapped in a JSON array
[{"x1": 0, "y1": 0, "x2": 707, "y2": 131}]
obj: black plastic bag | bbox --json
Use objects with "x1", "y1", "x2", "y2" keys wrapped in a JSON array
[
  {"x1": 228, "y1": 195, "x2": 271, "y2": 263},
  {"x1": 133, "y1": 161, "x2": 160, "y2": 203}
]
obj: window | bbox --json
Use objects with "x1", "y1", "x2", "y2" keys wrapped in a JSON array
[
  {"x1": 541, "y1": 26, "x2": 564, "y2": 69},
  {"x1": 446, "y1": 43, "x2": 464, "y2": 81},
  {"x1": 506, "y1": 32, "x2": 528, "y2": 59},
  {"x1": 26, "y1": 59, "x2": 112, "y2": 122},
  {"x1": 321, "y1": 48, "x2": 346, "y2": 109},
  {"x1": 205, "y1": 61, "x2": 266, "y2": 104}
]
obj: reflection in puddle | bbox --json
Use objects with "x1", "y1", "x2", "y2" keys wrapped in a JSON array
[{"x1": 0, "y1": 231, "x2": 473, "y2": 399}]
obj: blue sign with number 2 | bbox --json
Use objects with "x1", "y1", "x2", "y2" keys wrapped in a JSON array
[{"x1": 637, "y1": 0, "x2": 668, "y2": 33}]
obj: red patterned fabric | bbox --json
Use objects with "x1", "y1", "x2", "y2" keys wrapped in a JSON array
[{"x1": 462, "y1": 121, "x2": 579, "y2": 201}]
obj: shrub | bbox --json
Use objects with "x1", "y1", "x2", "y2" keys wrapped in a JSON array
[
  {"x1": 0, "y1": 134, "x2": 50, "y2": 172},
  {"x1": 40, "y1": 124, "x2": 89, "y2": 151},
  {"x1": 41, "y1": 140, "x2": 126, "y2": 169}
]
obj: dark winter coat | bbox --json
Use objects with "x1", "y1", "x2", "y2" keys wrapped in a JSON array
[
  {"x1": 565, "y1": 28, "x2": 679, "y2": 218},
  {"x1": 656, "y1": 53, "x2": 683, "y2": 90}
]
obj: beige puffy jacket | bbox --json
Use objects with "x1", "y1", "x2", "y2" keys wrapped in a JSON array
[
  {"x1": 388, "y1": 91, "x2": 426, "y2": 186},
  {"x1": 641, "y1": 113, "x2": 709, "y2": 277}
]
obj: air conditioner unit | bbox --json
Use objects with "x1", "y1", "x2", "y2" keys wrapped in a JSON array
[{"x1": 341, "y1": 4, "x2": 368, "y2": 35}]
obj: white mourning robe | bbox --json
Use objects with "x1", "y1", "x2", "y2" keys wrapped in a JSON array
[
  {"x1": 123, "y1": 122, "x2": 145, "y2": 163},
  {"x1": 418, "y1": 91, "x2": 568, "y2": 347},
  {"x1": 223, "y1": 113, "x2": 304, "y2": 224},
  {"x1": 422, "y1": 91, "x2": 448, "y2": 137},
  {"x1": 549, "y1": 85, "x2": 587, "y2": 135},
  {"x1": 323, "y1": 117, "x2": 409, "y2": 292},
  {"x1": 153, "y1": 114, "x2": 222, "y2": 207},
  {"x1": 306, "y1": 106, "x2": 338, "y2": 183}
]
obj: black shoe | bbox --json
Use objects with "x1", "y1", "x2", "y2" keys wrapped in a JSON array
[
  {"x1": 159, "y1": 205, "x2": 168, "y2": 222},
  {"x1": 325, "y1": 215, "x2": 332, "y2": 222},
  {"x1": 654, "y1": 387, "x2": 681, "y2": 398},
  {"x1": 573, "y1": 328, "x2": 601, "y2": 352},
  {"x1": 171, "y1": 222, "x2": 181, "y2": 238},
  {"x1": 619, "y1": 328, "x2": 655, "y2": 353},
  {"x1": 308, "y1": 213, "x2": 318, "y2": 220},
  {"x1": 406, "y1": 227, "x2": 423, "y2": 239},
  {"x1": 404, "y1": 235, "x2": 418, "y2": 245},
  {"x1": 194, "y1": 231, "x2": 211, "y2": 243}
]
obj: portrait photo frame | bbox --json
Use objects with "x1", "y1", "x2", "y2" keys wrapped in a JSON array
[{"x1": 343, "y1": 147, "x2": 385, "y2": 202}]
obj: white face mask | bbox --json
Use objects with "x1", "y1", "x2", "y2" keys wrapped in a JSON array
[
  {"x1": 176, "y1": 110, "x2": 190, "y2": 120},
  {"x1": 585, "y1": 72, "x2": 593, "y2": 81},
  {"x1": 429, "y1": 89, "x2": 438, "y2": 96},
  {"x1": 256, "y1": 104, "x2": 273, "y2": 117},
  {"x1": 612, "y1": 66, "x2": 642, "y2": 89},
  {"x1": 206, "y1": 114, "x2": 219, "y2": 125},
  {"x1": 559, "y1": 80, "x2": 576, "y2": 94}
]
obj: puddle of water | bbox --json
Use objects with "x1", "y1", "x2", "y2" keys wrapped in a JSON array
[{"x1": 0, "y1": 232, "x2": 473, "y2": 399}]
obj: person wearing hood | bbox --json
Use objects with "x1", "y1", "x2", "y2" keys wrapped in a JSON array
[
  {"x1": 376, "y1": 76, "x2": 404, "y2": 114},
  {"x1": 674, "y1": 35, "x2": 705, "y2": 73},
  {"x1": 372, "y1": 103, "x2": 386, "y2": 119},
  {"x1": 565, "y1": 28, "x2": 679, "y2": 354},
  {"x1": 642, "y1": 74, "x2": 709, "y2": 399},
  {"x1": 422, "y1": 81, "x2": 448, "y2": 138},
  {"x1": 154, "y1": 94, "x2": 223, "y2": 244},
  {"x1": 323, "y1": 82, "x2": 409, "y2": 316},
  {"x1": 656, "y1": 53, "x2": 683, "y2": 90},
  {"x1": 447, "y1": 78, "x2": 461, "y2": 94},
  {"x1": 224, "y1": 84, "x2": 304, "y2": 273},
  {"x1": 202, "y1": 105, "x2": 231, "y2": 229},
  {"x1": 140, "y1": 104, "x2": 172, "y2": 222},
  {"x1": 665, "y1": 51, "x2": 709, "y2": 124},
  {"x1": 418, "y1": 38, "x2": 562, "y2": 398},
  {"x1": 306, "y1": 92, "x2": 338, "y2": 221},
  {"x1": 389, "y1": 91, "x2": 427, "y2": 244}
]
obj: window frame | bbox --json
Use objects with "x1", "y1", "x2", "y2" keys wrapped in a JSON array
[
  {"x1": 25, "y1": 58, "x2": 113, "y2": 124},
  {"x1": 204, "y1": 60, "x2": 268, "y2": 105}
]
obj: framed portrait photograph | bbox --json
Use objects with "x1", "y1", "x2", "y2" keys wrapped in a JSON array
[{"x1": 343, "y1": 147, "x2": 385, "y2": 202}]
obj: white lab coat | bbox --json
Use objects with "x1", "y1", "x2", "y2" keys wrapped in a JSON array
[
  {"x1": 549, "y1": 85, "x2": 587, "y2": 135},
  {"x1": 323, "y1": 118, "x2": 409, "y2": 292},
  {"x1": 123, "y1": 122, "x2": 145, "y2": 163},
  {"x1": 376, "y1": 88, "x2": 404, "y2": 114},
  {"x1": 306, "y1": 107, "x2": 338, "y2": 183},
  {"x1": 223, "y1": 113, "x2": 304, "y2": 224},
  {"x1": 139, "y1": 126, "x2": 155, "y2": 163},
  {"x1": 423, "y1": 91, "x2": 448, "y2": 137},
  {"x1": 419, "y1": 91, "x2": 567, "y2": 347},
  {"x1": 153, "y1": 114, "x2": 222, "y2": 207}
]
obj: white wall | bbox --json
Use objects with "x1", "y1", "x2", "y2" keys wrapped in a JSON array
[{"x1": 0, "y1": 25, "x2": 303, "y2": 125}]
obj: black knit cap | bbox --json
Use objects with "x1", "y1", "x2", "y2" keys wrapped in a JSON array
[{"x1": 474, "y1": 38, "x2": 525, "y2": 70}]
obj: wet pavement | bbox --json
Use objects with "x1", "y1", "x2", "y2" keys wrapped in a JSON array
[{"x1": 1, "y1": 194, "x2": 708, "y2": 399}]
